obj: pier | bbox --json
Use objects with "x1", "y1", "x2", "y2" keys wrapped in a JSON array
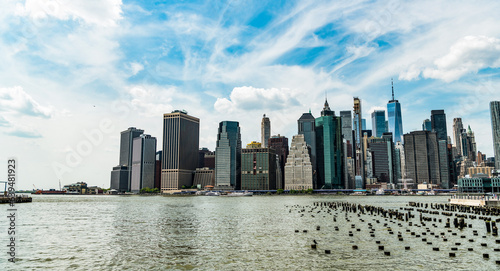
[{"x1": 0, "y1": 195, "x2": 32, "y2": 204}]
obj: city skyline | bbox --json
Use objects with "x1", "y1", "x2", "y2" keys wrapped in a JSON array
[{"x1": 2, "y1": 1, "x2": 500, "y2": 189}]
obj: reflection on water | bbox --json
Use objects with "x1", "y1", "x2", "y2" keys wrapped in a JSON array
[{"x1": 1, "y1": 195, "x2": 499, "y2": 270}]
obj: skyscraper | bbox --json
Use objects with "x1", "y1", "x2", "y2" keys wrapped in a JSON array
[
  {"x1": 215, "y1": 121, "x2": 241, "y2": 190},
  {"x1": 492, "y1": 101, "x2": 500, "y2": 169},
  {"x1": 131, "y1": 134, "x2": 157, "y2": 193},
  {"x1": 431, "y1": 110, "x2": 448, "y2": 142},
  {"x1": 261, "y1": 114, "x2": 271, "y2": 148},
  {"x1": 315, "y1": 99, "x2": 344, "y2": 189},
  {"x1": 268, "y1": 135, "x2": 289, "y2": 190},
  {"x1": 298, "y1": 111, "x2": 317, "y2": 178},
  {"x1": 161, "y1": 110, "x2": 200, "y2": 192},
  {"x1": 371, "y1": 110, "x2": 386, "y2": 137},
  {"x1": 387, "y1": 80, "x2": 403, "y2": 143},
  {"x1": 367, "y1": 133, "x2": 395, "y2": 185},
  {"x1": 110, "y1": 127, "x2": 144, "y2": 192},
  {"x1": 353, "y1": 97, "x2": 365, "y2": 183},
  {"x1": 241, "y1": 147, "x2": 277, "y2": 190},
  {"x1": 404, "y1": 131, "x2": 447, "y2": 187},
  {"x1": 284, "y1": 134, "x2": 313, "y2": 190},
  {"x1": 452, "y1": 118, "x2": 464, "y2": 156},
  {"x1": 422, "y1": 119, "x2": 432, "y2": 131}
]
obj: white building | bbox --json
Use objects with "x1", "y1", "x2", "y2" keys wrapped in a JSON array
[{"x1": 284, "y1": 134, "x2": 313, "y2": 190}]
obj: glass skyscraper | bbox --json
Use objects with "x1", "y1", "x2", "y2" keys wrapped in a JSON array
[
  {"x1": 315, "y1": 100, "x2": 344, "y2": 189},
  {"x1": 431, "y1": 110, "x2": 448, "y2": 142},
  {"x1": 371, "y1": 110, "x2": 386, "y2": 137},
  {"x1": 387, "y1": 81, "x2": 403, "y2": 143},
  {"x1": 215, "y1": 121, "x2": 241, "y2": 190},
  {"x1": 491, "y1": 101, "x2": 500, "y2": 169},
  {"x1": 422, "y1": 119, "x2": 432, "y2": 131},
  {"x1": 110, "y1": 127, "x2": 144, "y2": 192},
  {"x1": 298, "y1": 111, "x2": 317, "y2": 172}
]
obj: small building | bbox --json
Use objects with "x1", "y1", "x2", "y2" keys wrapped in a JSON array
[{"x1": 63, "y1": 182, "x2": 88, "y2": 194}]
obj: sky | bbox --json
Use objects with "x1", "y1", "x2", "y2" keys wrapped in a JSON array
[{"x1": 1, "y1": 0, "x2": 500, "y2": 190}]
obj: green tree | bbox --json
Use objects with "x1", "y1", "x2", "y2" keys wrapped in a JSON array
[{"x1": 277, "y1": 189, "x2": 284, "y2": 195}]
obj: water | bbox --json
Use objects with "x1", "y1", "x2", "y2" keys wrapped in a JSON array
[{"x1": 1, "y1": 195, "x2": 499, "y2": 270}]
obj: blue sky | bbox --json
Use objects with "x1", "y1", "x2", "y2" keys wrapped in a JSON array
[{"x1": 1, "y1": 0, "x2": 500, "y2": 189}]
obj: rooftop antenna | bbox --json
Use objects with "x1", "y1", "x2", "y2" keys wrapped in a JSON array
[{"x1": 391, "y1": 78, "x2": 395, "y2": 100}]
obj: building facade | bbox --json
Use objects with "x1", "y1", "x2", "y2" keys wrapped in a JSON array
[
  {"x1": 193, "y1": 168, "x2": 215, "y2": 188},
  {"x1": 315, "y1": 100, "x2": 344, "y2": 189},
  {"x1": 110, "y1": 127, "x2": 144, "y2": 192},
  {"x1": 241, "y1": 147, "x2": 277, "y2": 190},
  {"x1": 371, "y1": 110, "x2": 386, "y2": 138},
  {"x1": 268, "y1": 135, "x2": 289, "y2": 190},
  {"x1": 431, "y1": 110, "x2": 448, "y2": 142},
  {"x1": 284, "y1": 134, "x2": 313, "y2": 190},
  {"x1": 261, "y1": 114, "x2": 271, "y2": 148},
  {"x1": 453, "y1": 118, "x2": 464, "y2": 157},
  {"x1": 422, "y1": 119, "x2": 432, "y2": 131},
  {"x1": 387, "y1": 81, "x2": 403, "y2": 143},
  {"x1": 161, "y1": 110, "x2": 200, "y2": 192},
  {"x1": 298, "y1": 112, "x2": 317, "y2": 175},
  {"x1": 215, "y1": 121, "x2": 242, "y2": 190},
  {"x1": 131, "y1": 134, "x2": 157, "y2": 193}
]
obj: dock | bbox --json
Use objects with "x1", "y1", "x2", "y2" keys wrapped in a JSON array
[
  {"x1": 449, "y1": 194, "x2": 500, "y2": 207},
  {"x1": 0, "y1": 195, "x2": 32, "y2": 204}
]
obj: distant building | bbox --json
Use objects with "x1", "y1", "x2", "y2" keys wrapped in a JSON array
[
  {"x1": 246, "y1": 141, "x2": 262, "y2": 149},
  {"x1": 161, "y1": 110, "x2": 199, "y2": 192},
  {"x1": 241, "y1": 147, "x2": 277, "y2": 190},
  {"x1": 198, "y1": 148, "x2": 211, "y2": 168},
  {"x1": 371, "y1": 110, "x2": 386, "y2": 137},
  {"x1": 367, "y1": 133, "x2": 395, "y2": 185},
  {"x1": 431, "y1": 110, "x2": 448, "y2": 142},
  {"x1": 285, "y1": 134, "x2": 313, "y2": 190},
  {"x1": 492, "y1": 101, "x2": 500, "y2": 169},
  {"x1": 268, "y1": 135, "x2": 289, "y2": 190},
  {"x1": 353, "y1": 97, "x2": 365, "y2": 183},
  {"x1": 215, "y1": 121, "x2": 241, "y2": 190},
  {"x1": 193, "y1": 168, "x2": 215, "y2": 188},
  {"x1": 422, "y1": 119, "x2": 432, "y2": 131},
  {"x1": 361, "y1": 118, "x2": 367, "y2": 130},
  {"x1": 110, "y1": 127, "x2": 144, "y2": 192},
  {"x1": 131, "y1": 134, "x2": 157, "y2": 193},
  {"x1": 468, "y1": 166, "x2": 495, "y2": 178},
  {"x1": 387, "y1": 80, "x2": 403, "y2": 143},
  {"x1": 298, "y1": 111, "x2": 317, "y2": 178},
  {"x1": 453, "y1": 118, "x2": 464, "y2": 157},
  {"x1": 155, "y1": 151, "x2": 162, "y2": 189},
  {"x1": 261, "y1": 114, "x2": 271, "y2": 148},
  {"x1": 315, "y1": 99, "x2": 344, "y2": 189},
  {"x1": 63, "y1": 182, "x2": 88, "y2": 194},
  {"x1": 340, "y1": 110, "x2": 353, "y2": 158}
]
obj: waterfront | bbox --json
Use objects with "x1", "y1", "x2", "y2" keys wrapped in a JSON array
[{"x1": 1, "y1": 195, "x2": 500, "y2": 270}]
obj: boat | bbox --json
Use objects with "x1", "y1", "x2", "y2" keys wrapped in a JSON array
[
  {"x1": 375, "y1": 188, "x2": 385, "y2": 195},
  {"x1": 33, "y1": 189, "x2": 67, "y2": 195},
  {"x1": 205, "y1": 191, "x2": 220, "y2": 196},
  {"x1": 226, "y1": 191, "x2": 253, "y2": 197}
]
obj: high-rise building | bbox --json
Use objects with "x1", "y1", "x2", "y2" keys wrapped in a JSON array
[
  {"x1": 387, "y1": 80, "x2": 404, "y2": 143},
  {"x1": 404, "y1": 131, "x2": 447, "y2": 187},
  {"x1": 453, "y1": 118, "x2": 464, "y2": 156},
  {"x1": 431, "y1": 110, "x2": 448, "y2": 142},
  {"x1": 268, "y1": 135, "x2": 289, "y2": 190},
  {"x1": 340, "y1": 110, "x2": 353, "y2": 154},
  {"x1": 298, "y1": 111, "x2": 317, "y2": 174},
  {"x1": 438, "y1": 139, "x2": 450, "y2": 189},
  {"x1": 422, "y1": 119, "x2": 432, "y2": 131},
  {"x1": 367, "y1": 133, "x2": 395, "y2": 185},
  {"x1": 362, "y1": 118, "x2": 367, "y2": 130},
  {"x1": 465, "y1": 125, "x2": 477, "y2": 162},
  {"x1": 215, "y1": 121, "x2": 241, "y2": 190},
  {"x1": 492, "y1": 101, "x2": 500, "y2": 169},
  {"x1": 284, "y1": 134, "x2": 313, "y2": 190},
  {"x1": 155, "y1": 151, "x2": 162, "y2": 189},
  {"x1": 131, "y1": 134, "x2": 157, "y2": 193},
  {"x1": 241, "y1": 147, "x2": 277, "y2": 190},
  {"x1": 371, "y1": 110, "x2": 386, "y2": 137},
  {"x1": 353, "y1": 97, "x2": 365, "y2": 183},
  {"x1": 161, "y1": 110, "x2": 199, "y2": 192},
  {"x1": 315, "y1": 99, "x2": 344, "y2": 189},
  {"x1": 261, "y1": 114, "x2": 271, "y2": 148},
  {"x1": 110, "y1": 127, "x2": 144, "y2": 192}
]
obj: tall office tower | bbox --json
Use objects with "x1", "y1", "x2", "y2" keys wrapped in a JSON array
[
  {"x1": 241, "y1": 147, "x2": 277, "y2": 190},
  {"x1": 491, "y1": 101, "x2": 500, "y2": 169},
  {"x1": 298, "y1": 111, "x2": 317, "y2": 188},
  {"x1": 387, "y1": 80, "x2": 404, "y2": 143},
  {"x1": 367, "y1": 133, "x2": 395, "y2": 186},
  {"x1": 155, "y1": 151, "x2": 162, "y2": 189},
  {"x1": 268, "y1": 135, "x2": 289, "y2": 190},
  {"x1": 431, "y1": 110, "x2": 448, "y2": 142},
  {"x1": 453, "y1": 118, "x2": 464, "y2": 156},
  {"x1": 340, "y1": 110, "x2": 353, "y2": 153},
  {"x1": 353, "y1": 97, "x2": 365, "y2": 183},
  {"x1": 422, "y1": 119, "x2": 432, "y2": 131},
  {"x1": 284, "y1": 134, "x2": 313, "y2": 190},
  {"x1": 404, "y1": 131, "x2": 445, "y2": 187},
  {"x1": 362, "y1": 119, "x2": 367, "y2": 130},
  {"x1": 215, "y1": 121, "x2": 241, "y2": 190},
  {"x1": 395, "y1": 141, "x2": 405, "y2": 180},
  {"x1": 110, "y1": 127, "x2": 144, "y2": 192},
  {"x1": 465, "y1": 126, "x2": 477, "y2": 162},
  {"x1": 161, "y1": 110, "x2": 200, "y2": 192},
  {"x1": 371, "y1": 110, "x2": 386, "y2": 137},
  {"x1": 131, "y1": 134, "x2": 157, "y2": 193},
  {"x1": 261, "y1": 114, "x2": 271, "y2": 148},
  {"x1": 315, "y1": 99, "x2": 344, "y2": 189},
  {"x1": 438, "y1": 140, "x2": 450, "y2": 189},
  {"x1": 198, "y1": 147, "x2": 211, "y2": 168}
]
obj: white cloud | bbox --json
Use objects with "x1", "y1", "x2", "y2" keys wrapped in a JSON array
[
  {"x1": 422, "y1": 36, "x2": 500, "y2": 82},
  {"x1": 214, "y1": 86, "x2": 300, "y2": 112},
  {"x1": 4, "y1": 123, "x2": 42, "y2": 138},
  {"x1": 18, "y1": 0, "x2": 123, "y2": 27},
  {"x1": 128, "y1": 62, "x2": 144, "y2": 76},
  {"x1": 0, "y1": 86, "x2": 53, "y2": 118}
]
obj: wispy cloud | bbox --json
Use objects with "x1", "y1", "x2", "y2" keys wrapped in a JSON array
[{"x1": 0, "y1": 86, "x2": 53, "y2": 118}]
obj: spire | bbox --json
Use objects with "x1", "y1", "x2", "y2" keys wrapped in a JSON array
[{"x1": 391, "y1": 78, "x2": 395, "y2": 101}]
